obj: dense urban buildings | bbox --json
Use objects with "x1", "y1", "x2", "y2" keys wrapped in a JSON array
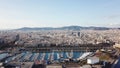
[
  {"x1": 0, "y1": 29, "x2": 120, "y2": 47},
  {"x1": 0, "y1": 28, "x2": 120, "y2": 68}
]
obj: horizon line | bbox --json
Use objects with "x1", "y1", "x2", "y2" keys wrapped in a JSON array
[{"x1": 0, "y1": 25, "x2": 120, "y2": 30}]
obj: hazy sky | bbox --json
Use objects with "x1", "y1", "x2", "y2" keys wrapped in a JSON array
[{"x1": 0, "y1": 0, "x2": 120, "y2": 29}]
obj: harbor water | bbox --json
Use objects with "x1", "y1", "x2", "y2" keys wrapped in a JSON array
[{"x1": 0, "y1": 51, "x2": 92, "y2": 63}]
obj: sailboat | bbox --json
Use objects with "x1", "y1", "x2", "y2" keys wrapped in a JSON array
[{"x1": 66, "y1": 50, "x2": 73, "y2": 59}]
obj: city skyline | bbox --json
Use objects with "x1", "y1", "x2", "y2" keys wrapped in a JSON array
[{"x1": 0, "y1": 0, "x2": 120, "y2": 29}]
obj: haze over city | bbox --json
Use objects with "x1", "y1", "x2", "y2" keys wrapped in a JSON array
[{"x1": 0, "y1": 0, "x2": 120, "y2": 29}]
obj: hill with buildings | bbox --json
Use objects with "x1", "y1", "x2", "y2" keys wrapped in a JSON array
[{"x1": 16, "y1": 26, "x2": 111, "y2": 31}]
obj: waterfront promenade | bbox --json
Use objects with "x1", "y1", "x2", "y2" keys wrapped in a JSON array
[{"x1": 21, "y1": 43, "x2": 113, "y2": 52}]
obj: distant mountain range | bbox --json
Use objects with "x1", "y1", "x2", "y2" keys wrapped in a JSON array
[{"x1": 16, "y1": 26, "x2": 118, "y2": 31}]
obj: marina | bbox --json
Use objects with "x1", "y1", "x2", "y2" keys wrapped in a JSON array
[{"x1": 0, "y1": 51, "x2": 90, "y2": 63}]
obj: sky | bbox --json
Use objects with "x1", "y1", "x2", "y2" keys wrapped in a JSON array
[{"x1": 0, "y1": 0, "x2": 120, "y2": 29}]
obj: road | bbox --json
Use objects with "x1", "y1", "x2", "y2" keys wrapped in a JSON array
[{"x1": 21, "y1": 62, "x2": 34, "y2": 68}]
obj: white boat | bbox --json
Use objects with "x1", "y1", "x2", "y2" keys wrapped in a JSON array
[
  {"x1": 33, "y1": 53, "x2": 39, "y2": 61},
  {"x1": 41, "y1": 53, "x2": 45, "y2": 60},
  {"x1": 57, "y1": 53, "x2": 60, "y2": 59},
  {"x1": 51, "y1": 52, "x2": 54, "y2": 61},
  {"x1": 59, "y1": 52, "x2": 63, "y2": 58},
  {"x1": 66, "y1": 50, "x2": 73, "y2": 58},
  {"x1": 77, "y1": 52, "x2": 92, "y2": 60}
]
